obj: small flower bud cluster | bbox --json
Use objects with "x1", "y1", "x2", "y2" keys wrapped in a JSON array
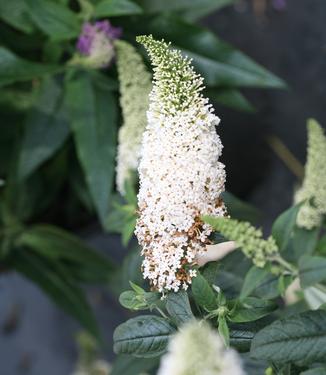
[
  {"x1": 295, "y1": 119, "x2": 326, "y2": 229},
  {"x1": 76, "y1": 20, "x2": 122, "y2": 69},
  {"x1": 158, "y1": 321, "x2": 245, "y2": 375},
  {"x1": 115, "y1": 40, "x2": 152, "y2": 195},
  {"x1": 135, "y1": 35, "x2": 226, "y2": 292},
  {"x1": 204, "y1": 217, "x2": 279, "y2": 268}
]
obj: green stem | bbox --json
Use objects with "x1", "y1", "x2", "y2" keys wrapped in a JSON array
[
  {"x1": 155, "y1": 307, "x2": 168, "y2": 319},
  {"x1": 271, "y1": 255, "x2": 298, "y2": 275}
]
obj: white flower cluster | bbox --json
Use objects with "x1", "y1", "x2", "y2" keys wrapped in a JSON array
[
  {"x1": 135, "y1": 35, "x2": 226, "y2": 292},
  {"x1": 158, "y1": 321, "x2": 245, "y2": 375},
  {"x1": 295, "y1": 119, "x2": 326, "y2": 229},
  {"x1": 115, "y1": 40, "x2": 152, "y2": 195}
]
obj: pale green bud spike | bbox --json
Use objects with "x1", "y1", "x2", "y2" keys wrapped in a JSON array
[
  {"x1": 295, "y1": 119, "x2": 326, "y2": 229},
  {"x1": 203, "y1": 216, "x2": 279, "y2": 268},
  {"x1": 136, "y1": 35, "x2": 205, "y2": 115},
  {"x1": 115, "y1": 40, "x2": 152, "y2": 195}
]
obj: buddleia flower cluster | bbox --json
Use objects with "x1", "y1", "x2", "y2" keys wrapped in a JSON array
[
  {"x1": 204, "y1": 216, "x2": 279, "y2": 268},
  {"x1": 158, "y1": 321, "x2": 245, "y2": 375},
  {"x1": 115, "y1": 40, "x2": 152, "y2": 195},
  {"x1": 135, "y1": 35, "x2": 227, "y2": 292},
  {"x1": 295, "y1": 119, "x2": 326, "y2": 229},
  {"x1": 76, "y1": 20, "x2": 122, "y2": 69}
]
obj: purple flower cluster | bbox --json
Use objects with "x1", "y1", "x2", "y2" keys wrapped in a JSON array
[{"x1": 77, "y1": 20, "x2": 122, "y2": 56}]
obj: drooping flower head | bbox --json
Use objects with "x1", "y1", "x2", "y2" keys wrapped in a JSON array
[
  {"x1": 76, "y1": 20, "x2": 122, "y2": 68},
  {"x1": 295, "y1": 119, "x2": 326, "y2": 229},
  {"x1": 158, "y1": 321, "x2": 245, "y2": 375},
  {"x1": 203, "y1": 216, "x2": 279, "y2": 268},
  {"x1": 115, "y1": 40, "x2": 152, "y2": 195},
  {"x1": 135, "y1": 35, "x2": 227, "y2": 292}
]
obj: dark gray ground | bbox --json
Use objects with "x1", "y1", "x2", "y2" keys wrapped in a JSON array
[{"x1": 1, "y1": 1, "x2": 326, "y2": 374}]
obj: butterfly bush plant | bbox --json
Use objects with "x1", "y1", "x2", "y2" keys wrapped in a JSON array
[
  {"x1": 0, "y1": 0, "x2": 287, "y2": 338},
  {"x1": 111, "y1": 36, "x2": 326, "y2": 375}
]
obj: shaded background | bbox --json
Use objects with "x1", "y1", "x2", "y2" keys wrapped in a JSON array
[{"x1": 1, "y1": 0, "x2": 326, "y2": 373}]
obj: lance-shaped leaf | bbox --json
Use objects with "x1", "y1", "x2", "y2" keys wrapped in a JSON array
[
  {"x1": 272, "y1": 204, "x2": 300, "y2": 252},
  {"x1": 12, "y1": 250, "x2": 100, "y2": 339},
  {"x1": 0, "y1": 47, "x2": 59, "y2": 87},
  {"x1": 0, "y1": 0, "x2": 35, "y2": 33},
  {"x1": 94, "y1": 0, "x2": 143, "y2": 17},
  {"x1": 17, "y1": 78, "x2": 70, "y2": 179},
  {"x1": 65, "y1": 70, "x2": 117, "y2": 226},
  {"x1": 148, "y1": 16, "x2": 286, "y2": 89},
  {"x1": 137, "y1": 0, "x2": 235, "y2": 13},
  {"x1": 18, "y1": 224, "x2": 115, "y2": 283},
  {"x1": 299, "y1": 256, "x2": 326, "y2": 288},
  {"x1": 26, "y1": 0, "x2": 80, "y2": 40}
]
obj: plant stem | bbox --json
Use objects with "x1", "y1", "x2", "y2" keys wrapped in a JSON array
[
  {"x1": 155, "y1": 307, "x2": 168, "y2": 319},
  {"x1": 271, "y1": 255, "x2": 298, "y2": 275}
]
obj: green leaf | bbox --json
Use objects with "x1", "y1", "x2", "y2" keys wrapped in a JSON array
[
  {"x1": 192, "y1": 271, "x2": 218, "y2": 311},
  {"x1": 119, "y1": 291, "x2": 145, "y2": 310},
  {"x1": 283, "y1": 226, "x2": 319, "y2": 263},
  {"x1": 65, "y1": 71, "x2": 117, "y2": 226},
  {"x1": 113, "y1": 315, "x2": 176, "y2": 358},
  {"x1": 229, "y1": 318, "x2": 275, "y2": 353},
  {"x1": 299, "y1": 256, "x2": 326, "y2": 288},
  {"x1": 207, "y1": 88, "x2": 255, "y2": 113},
  {"x1": 0, "y1": 47, "x2": 59, "y2": 87},
  {"x1": 218, "y1": 315, "x2": 230, "y2": 346},
  {"x1": 111, "y1": 355, "x2": 159, "y2": 375},
  {"x1": 229, "y1": 297, "x2": 277, "y2": 323},
  {"x1": 148, "y1": 15, "x2": 286, "y2": 89},
  {"x1": 182, "y1": 0, "x2": 236, "y2": 21},
  {"x1": 18, "y1": 224, "x2": 115, "y2": 282},
  {"x1": 166, "y1": 291, "x2": 194, "y2": 325},
  {"x1": 0, "y1": 0, "x2": 35, "y2": 33},
  {"x1": 124, "y1": 178, "x2": 138, "y2": 206},
  {"x1": 229, "y1": 325, "x2": 256, "y2": 352},
  {"x1": 222, "y1": 191, "x2": 260, "y2": 224},
  {"x1": 26, "y1": 0, "x2": 80, "y2": 40},
  {"x1": 240, "y1": 266, "x2": 270, "y2": 300},
  {"x1": 137, "y1": 0, "x2": 235, "y2": 13},
  {"x1": 254, "y1": 273, "x2": 288, "y2": 300},
  {"x1": 13, "y1": 250, "x2": 99, "y2": 338},
  {"x1": 122, "y1": 217, "x2": 137, "y2": 246},
  {"x1": 129, "y1": 281, "x2": 145, "y2": 294},
  {"x1": 304, "y1": 286, "x2": 326, "y2": 310},
  {"x1": 94, "y1": 0, "x2": 143, "y2": 17},
  {"x1": 251, "y1": 310, "x2": 326, "y2": 365},
  {"x1": 300, "y1": 368, "x2": 326, "y2": 375},
  {"x1": 272, "y1": 204, "x2": 300, "y2": 251},
  {"x1": 17, "y1": 78, "x2": 70, "y2": 179}
]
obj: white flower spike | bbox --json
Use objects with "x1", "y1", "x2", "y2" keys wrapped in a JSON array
[
  {"x1": 135, "y1": 35, "x2": 227, "y2": 292},
  {"x1": 295, "y1": 119, "x2": 326, "y2": 229},
  {"x1": 115, "y1": 40, "x2": 152, "y2": 195}
]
